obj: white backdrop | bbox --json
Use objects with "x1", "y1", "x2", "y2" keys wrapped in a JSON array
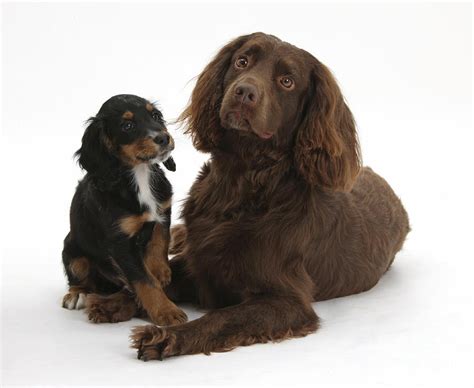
[{"x1": 1, "y1": 2, "x2": 473, "y2": 387}]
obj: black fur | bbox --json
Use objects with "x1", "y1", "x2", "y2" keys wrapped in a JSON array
[{"x1": 62, "y1": 94, "x2": 175, "y2": 303}]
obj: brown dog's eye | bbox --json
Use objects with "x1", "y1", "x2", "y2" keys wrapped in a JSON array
[
  {"x1": 235, "y1": 57, "x2": 248, "y2": 69},
  {"x1": 122, "y1": 121, "x2": 135, "y2": 132},
  {"x1": 279, "y1": 76, "x2": 294, "y2": 89},
  {"x1": 152, "y1": 111, "x2": 161, "y2": 121}
]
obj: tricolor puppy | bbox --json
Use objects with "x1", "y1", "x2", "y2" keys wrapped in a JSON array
[{"x1": 62, "y1": 94, "x2": 187, "y2": 325}]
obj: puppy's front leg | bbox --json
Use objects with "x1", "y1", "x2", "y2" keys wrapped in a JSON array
[
  {"x1": 109, "y1": 240, "x2": 187, "y2": 326},
  {"x1": 133, "y1": 281, "x2": 187, "y2": 326},
  {"x1": 143, "y1": 223, "x2": 172, "y2": 287}
]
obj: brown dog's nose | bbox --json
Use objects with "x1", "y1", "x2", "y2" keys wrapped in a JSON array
[
  {"x1": 153, "y1": 132, "x2": 170, "y2": 146},
  {"x1": 234, "y1": 83, "x2": 258, "y2": 106}
]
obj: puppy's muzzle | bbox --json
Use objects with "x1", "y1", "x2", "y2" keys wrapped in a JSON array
[
  {"x1": 154, "y1": 132, "x2": 172, "y2": 148},
  {"x1": 153, "y1": 132, "x2": 175, "y2": 154}
]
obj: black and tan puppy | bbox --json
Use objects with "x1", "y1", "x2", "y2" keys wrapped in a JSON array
[{"x1": 62, "y1": 94, "x2": 187, "y2": 326}]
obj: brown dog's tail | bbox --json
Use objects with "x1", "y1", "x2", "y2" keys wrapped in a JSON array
[{"x1": 169, "y1": 224, "x2": 187, "y2": 255}]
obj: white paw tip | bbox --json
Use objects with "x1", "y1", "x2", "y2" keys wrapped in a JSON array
[{"x1": 76, "y1": 293, "x2": 87, "y2": 310}]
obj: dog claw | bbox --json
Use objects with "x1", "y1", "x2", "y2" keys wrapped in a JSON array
[{"x1": 137, "y1": 339, "x2": 144, "y2": 359}]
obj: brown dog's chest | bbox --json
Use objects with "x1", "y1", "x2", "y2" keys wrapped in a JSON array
[{"x1": 183, "y1": 171, "x2": 310, "y2": 306}]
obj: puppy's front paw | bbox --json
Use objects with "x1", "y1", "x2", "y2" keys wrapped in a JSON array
[
  {"x1": 154, "y1": 265, "x2": 172, "y2": 287},
  {"x1": 148, "y1": 304, "x2": 188, "y2": 326},
  {"x1": 130, "y1": 325, "x2": 178, "y2": 361},
  {"x1": 62, "y1": 289, "x2": 87, "y2": 310}
]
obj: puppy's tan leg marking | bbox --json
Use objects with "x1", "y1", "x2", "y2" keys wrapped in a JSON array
[
  {"x1": 133, "y1": 281, "x2": 187, "y2": 326},
  {"x1": 118, "y1": 212, "x2": 151, "y2": 237},
  {"x1": 69, "y1": 257, "x2": 90, "y2": 281},
  {"x1": 144, "y1": 223, "x2": 171, "y2": 286}
]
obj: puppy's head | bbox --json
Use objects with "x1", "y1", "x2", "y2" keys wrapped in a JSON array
[
  {"x1": 180, "y1": 32, "x2": 360, "y2": 191},
  {"x1": 76, "y1": 94, "x2": 176, "y2": 175}
]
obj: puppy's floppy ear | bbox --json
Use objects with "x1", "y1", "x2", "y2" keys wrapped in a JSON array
[
  {"x1": 75, "y1": 117, "x2": 113, "y2": 174},
  {"x1": 178, "y1": 34, "x2": 254, "y2": 152},
  {"x1": 163, "y1": 156, "x2": 176, "y2": 172},
  {"x1": 294, "y1": 60, "x2": 361, "y2": 191}
]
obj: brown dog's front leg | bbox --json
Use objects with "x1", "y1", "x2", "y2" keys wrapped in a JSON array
[{"x1": 130, "y1": 295, "x2": 319, "y2": 360}]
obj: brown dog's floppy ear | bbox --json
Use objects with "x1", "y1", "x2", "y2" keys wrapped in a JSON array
[
  {"x1": 178, "y1": 34, "x2": 254, "y2": 152},
  {"x1": 294, "y1": 60, "x2": 361, "y2": 191}
]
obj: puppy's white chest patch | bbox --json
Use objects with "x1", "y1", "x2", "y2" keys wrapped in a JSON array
[{"x1": 132, "y1": 164, "x2": 164, "y2": 224}]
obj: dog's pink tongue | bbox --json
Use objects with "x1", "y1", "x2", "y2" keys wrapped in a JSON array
[{"x1": 259, "y1": 132, "x2": 273, "y2": 139}]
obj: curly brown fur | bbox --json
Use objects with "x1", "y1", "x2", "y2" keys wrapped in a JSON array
[
  {"x1": 132, "y1": 33, "x2": 410, "y2": 360},
  {"x1": 169, "y1": 224, "x2": 187, "y2": 255}
]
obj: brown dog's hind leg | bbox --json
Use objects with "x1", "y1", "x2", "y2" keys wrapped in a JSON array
[{"x1": 130, "y1": 295, "x2": 319, "y2": 360}]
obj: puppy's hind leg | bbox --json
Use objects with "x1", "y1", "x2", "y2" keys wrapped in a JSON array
[
  {"x1": 62, "y1": 233, "x2": 92, "y2": 310},
  {"x1": 86, "y1": 289, "x2": 140, "y2": 323}
]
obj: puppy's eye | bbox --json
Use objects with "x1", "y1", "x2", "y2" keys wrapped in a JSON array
[
  {"x1": 235, "y1": 57, "x2": 248, "y2": 69},
  {"x1": 279, "y1": 76, "x2": 294, "y2": 89},
  {"x1": 122, "y1": 121, "x2": 135, "y2": 132},
  {"x1": 152, "y1": 111, "x2": 161, "y2": 121}
]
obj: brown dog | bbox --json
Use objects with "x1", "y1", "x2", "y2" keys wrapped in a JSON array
[{"x1": 130, "y1": 32, "x2": 410, "y2": 360}]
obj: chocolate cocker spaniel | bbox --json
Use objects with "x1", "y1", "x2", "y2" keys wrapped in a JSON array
[{"x1": 130, "y1": 32, "x2": 410, "y2": 360}]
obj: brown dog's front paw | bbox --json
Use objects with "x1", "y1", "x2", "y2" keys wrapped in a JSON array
[
  {"x1": 130, "y1": 325, "x2": 178, "y2": 361},
  {"x1": 148, "y1": 304, "x2": 188, "y2": 326}
]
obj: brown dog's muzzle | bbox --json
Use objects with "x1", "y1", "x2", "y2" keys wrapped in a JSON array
[
  {"x1": 221, "y1": 77, "x2": 274, "y2": 140},
  {"x1": 234, "y1": 82, "x2": 259, "y2": 107}
]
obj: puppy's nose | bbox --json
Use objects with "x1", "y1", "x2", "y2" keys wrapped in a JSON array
[
  {"x1": 153, "y1": 132, "x2": 170, "y2": 146},
  {"x1": 234, "y1": 83, "x2": 258, "y2": 106}
]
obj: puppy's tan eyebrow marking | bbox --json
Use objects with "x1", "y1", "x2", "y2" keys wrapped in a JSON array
[
  {"x1": 122, "y1": 111, "x2": 134, "y2": 119},
  {"x1": 146, "y1": 103, "x2": 154, "y2": 112}
]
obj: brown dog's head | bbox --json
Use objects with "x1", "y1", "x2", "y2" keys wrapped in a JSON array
[{"x1": 180, "y1": 32, "x2": 361, "y2": 191}]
